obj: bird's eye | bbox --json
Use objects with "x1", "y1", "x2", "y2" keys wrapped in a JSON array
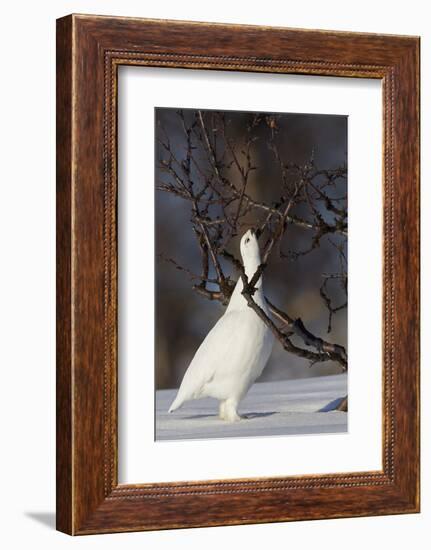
[{"x1": 245, "y1": 238, "x2": 250, "y2": 244}]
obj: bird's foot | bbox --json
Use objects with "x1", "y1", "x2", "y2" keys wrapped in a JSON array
[
  {"x1": 225, "y1": 411, "x2": 243, "y2": 423},
  {"x1": 219, "y1": 400, "x2": 242, "y2": 422}
]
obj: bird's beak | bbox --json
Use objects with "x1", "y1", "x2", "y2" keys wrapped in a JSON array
[{"x1": 250, "y1": 227, "x2": 261, "y2": 239}]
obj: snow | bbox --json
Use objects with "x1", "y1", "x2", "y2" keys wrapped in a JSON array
[{"x1": 156, "y1": 373, "x2": 347, "y2": 441}]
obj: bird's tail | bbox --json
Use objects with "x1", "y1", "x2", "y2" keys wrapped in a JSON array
[{"x1": 168, "y1": 393, "x2": 184, "y2": 414}]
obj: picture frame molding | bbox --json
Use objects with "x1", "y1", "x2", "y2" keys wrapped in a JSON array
[{"x1": 56, "y1": 14, "x2": 420, "y2": 534}]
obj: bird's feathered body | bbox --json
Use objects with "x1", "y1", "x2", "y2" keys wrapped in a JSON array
[{"x1": 168, "y1": 229, "x2": 274, "y2": 422}]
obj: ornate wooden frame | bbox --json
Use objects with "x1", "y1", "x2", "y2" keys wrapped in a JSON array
[{"x1": 56, "y1": 14, "x2": 420, "y2": 534}]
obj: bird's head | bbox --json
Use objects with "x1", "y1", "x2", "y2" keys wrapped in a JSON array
[{"x1": 240, "y1": 228, "x2": 261, "y2": 268}]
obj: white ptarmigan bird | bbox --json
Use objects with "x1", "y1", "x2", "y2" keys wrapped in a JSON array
[{"x1": 168, "y1": 228, "x2": 274, "y2": 422}]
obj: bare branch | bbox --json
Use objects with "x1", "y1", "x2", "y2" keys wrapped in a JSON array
[{"x1": 156, "y1": 110, "x2": 348, "y2": 371}]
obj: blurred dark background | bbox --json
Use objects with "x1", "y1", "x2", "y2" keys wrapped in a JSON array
[{"x1": 155, "y1": 107, "x2": 347, "y2": 390}]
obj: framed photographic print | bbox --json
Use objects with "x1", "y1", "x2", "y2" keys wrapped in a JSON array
[{"x1": 56, "y1": 14, "x2": 420, "y2": 534}]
